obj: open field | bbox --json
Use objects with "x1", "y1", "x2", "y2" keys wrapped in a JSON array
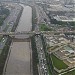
[{"x1": 51, "y1": 54, "x2": 68, "y2": 70}]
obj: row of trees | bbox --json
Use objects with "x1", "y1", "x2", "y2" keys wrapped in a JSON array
[
  {"x1": 0, "y1": 36, "x2": 12, "y2": 75},
  {"x1": 0, "y1": 7, "x2": 10, "y2": 26},
  {"x1": 31, "y1": 36, "x2": 39, "y2": 75},
  {"x1": 32, "y1": 6, "x2": 37, "y2": 31}
]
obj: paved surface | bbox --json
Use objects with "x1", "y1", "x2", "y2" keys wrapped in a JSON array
[
  {"x1": 35, "y1": 35, "x2": 49, "y2": 75},
  {"x1": 5, "y1": 42, "x2": 31, "y2": 75}
]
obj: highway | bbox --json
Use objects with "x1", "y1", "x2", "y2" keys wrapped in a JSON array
[
  {"x1": 34, "y1": 2, "x2": 49, "y2": 75},
  {"x1": 0, "y1": 31, "x2": 75, "y2": 37},
  {"x1": 37, "y1": 5, "x2": 50, "y2": 24},
  {"x1": 35, "y1": 4, "x2": 50, "y2": 25},
  {"x1": 35, "y1": 35, "x2": 49, "y2": 75}
]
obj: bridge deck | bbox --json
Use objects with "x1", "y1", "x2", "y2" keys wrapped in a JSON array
[{"x1": 0, "y1": 31, "x2": 75, "y2": 36}]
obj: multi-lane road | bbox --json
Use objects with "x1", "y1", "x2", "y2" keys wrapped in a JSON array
[
  {"x1": 34, "y1": 3, "x2": 50, "y2": 75},
  {"x1": 35, "y1": 4, "x2": 50, "y2": 24},
  {"x1": 35, "y1": 35, "x2": 49, "y2": 75}
]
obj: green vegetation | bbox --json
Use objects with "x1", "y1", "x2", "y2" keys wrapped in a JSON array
[
  {"x1": 47, "y1": 44, "x2": 51, "y2": 50},
  {"x1": 51, "y1": 19, "x2": 75, "y2": 28},
  {"x1": 3, "y1": 24, "x2": 9, "y2": 32},
  {"x1": 0, "y1": 36, "x2": 2, "y2": 42},
  {"x1": 69, "y1": 22, "x2": 75, "y2": 30},
  {"x1": 0, "y1": 8, "x2": 10, "y2": 26},
  {"x1": 51, "y1": 19, "x2": 67, "y2": 26},
  {"x1": 32, "y1": 6, "x2": 37, "y2": 31},
  {"x1": 57, "y1": 21, "x2": 75, "y2": 28},
  {"x1": 0, "y1": 36, "x2": 12, "y2": 75},
  {"x1": 31, "y1": 36, "x2": 39, "y2": 75},
  {"x1": 40, "y1": 23, "x2": 52, "y2": 31},
  {"x1": 11, "y1": 7, "x2": 23, "y2": 32},
  {"x1": 0, "y1": 7, "x2": 10, "y2": 16},
  {"x1": 41, "y1": 35, "x2": 53, "y2": 75},
  {"x1": 56, "y1": 21, "x2": 67, "y2": 26},
  {"x1": 32, "y1": 6, "x2": 37, "y2": 24},
  {"x1": 0, "y1": 16, "x2": 6, "y2": 26},
  {"x1": 62, "y1": 70, "x2": 75, "y2": 75},
  {"x1": 51, "y1": 54, "x2": 68, "y2": 70}
]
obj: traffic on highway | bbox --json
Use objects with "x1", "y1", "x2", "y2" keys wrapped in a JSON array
[{"x1": 35, "y1": 35, "x2": 49, "y2": 75}]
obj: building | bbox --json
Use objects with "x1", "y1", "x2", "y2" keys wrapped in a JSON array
[
  {"x1": 54, "y1": 15, "x2": 75, "y2": 22},
  {"x1": 60, "y1": 0, "x2": 75, "y2": 7},
  {"x1": 64, "y1": 0, "x2": 74, "y2": 5}
]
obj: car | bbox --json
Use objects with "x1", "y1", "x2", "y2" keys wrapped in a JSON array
[
  {"x1": 36, "y1": 39, "x2": 38, "y2": 42},
  {"x1": 3, "y1": 38, "x2": 4, "y2": 40},
  {"x1": 3, "y1": 40, "x2": 5, "y2": 43},
  {"x1": 44, "y1": 72, "x2": 48, "y2": 75},
  {"x1": 41, "y1": 47, "x2": 43, "y2": 50},
  {"x1": 40, "y1": 59, "x2": 43, "y2": 63}
]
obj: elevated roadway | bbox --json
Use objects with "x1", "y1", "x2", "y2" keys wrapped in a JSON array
[{"x1": 0, "y1": 31, "x2": 75, "y2": 36}]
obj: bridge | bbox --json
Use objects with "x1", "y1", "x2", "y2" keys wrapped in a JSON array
[{"x1": 0, "y1": 31, "x2": 75, "y2": 36}]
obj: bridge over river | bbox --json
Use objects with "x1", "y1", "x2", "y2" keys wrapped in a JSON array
[
  {"x1": 2, "y1": 2, "x2": 75, "y2": 75},
  {"x1": 1, "y1": 31, "x2": 75, "y2": 37}
]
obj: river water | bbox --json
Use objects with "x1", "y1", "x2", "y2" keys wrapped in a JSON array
[
  {"x1": 5, "y1": 4, "x2": 32, "y2": 75},
  {"x1": 16, "y1": 4, "x2": 32, "y2": 31}
]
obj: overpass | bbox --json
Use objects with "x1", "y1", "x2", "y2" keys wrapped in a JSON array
[
  {"x1": 0, "y1": 31, "x2": 75, "y2": 36},
  {"x1": 0, "y1": 31, "x2": 35, "y2": 36}
]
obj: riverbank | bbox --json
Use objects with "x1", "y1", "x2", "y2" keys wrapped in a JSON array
[
  {"x1": 32, "y1": 6, "x2": 37, "y2": 31},
  {"x1": 0, "y1": 4, "x2": 23, "y2": 75},
  {"x1": 11, "y1": 6, "x2": 23, "y2": 32},
  {"x1": 31, "y1": 36, "x2": 39, "y2": 75},
  {"x1": 0, "y1": 36, "x2": 12, "y2": 75}
]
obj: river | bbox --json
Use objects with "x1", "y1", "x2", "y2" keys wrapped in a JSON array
[
  {"x1": 4, "y1": 4, "x2": 32, "y2": 75},
  {"x1": 16, "y1": 4, "x2": 32, "y2": 31}
]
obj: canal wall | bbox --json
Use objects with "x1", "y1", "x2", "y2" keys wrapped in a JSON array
[{"x1": 11, "y1": 6, "x2": 23, "y2": 32}]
